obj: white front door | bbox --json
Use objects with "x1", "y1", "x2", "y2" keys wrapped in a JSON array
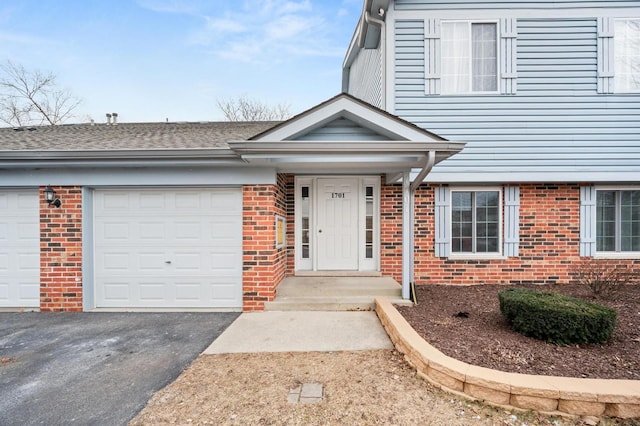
[{"x1": 317, "y1": 178, "x2": 359, "y2": 270}]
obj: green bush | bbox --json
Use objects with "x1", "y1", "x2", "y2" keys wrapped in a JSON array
[{"x1": 498, "y1": 288, "x2": 617, "y2": 345}]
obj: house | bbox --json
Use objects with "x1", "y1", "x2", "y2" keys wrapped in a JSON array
[
  {"x1": 0, "y1": 95, "x2": 463, "y2": 311},
  {"x1": 1, "y1": 0, "x2": 638, "y2": 313},
  {"x1": 342, "y1": 0, "x2": 640, "y2": 290}
]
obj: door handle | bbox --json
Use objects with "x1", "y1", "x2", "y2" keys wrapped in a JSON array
[
  {"x1": 165, "y1": 261, "x2": 172, "y2": 264},
  {"x1": 318, "y1": 229, "x2": 322, "y2": 233}
]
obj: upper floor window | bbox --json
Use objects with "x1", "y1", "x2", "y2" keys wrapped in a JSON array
[
  {"x1": 597, "y1": 190, "x2": 640, "y2": 252},
  {"x1": 441, "y1": 21, "x2": 498, "y2": 94},
  {"x1": 615, "y1": 19, "x2": 640, "y2": 93}
]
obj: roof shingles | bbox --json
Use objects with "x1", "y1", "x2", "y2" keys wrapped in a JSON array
[{"x1": 0, "y1": 122, "x2": 279, "y2": 151}]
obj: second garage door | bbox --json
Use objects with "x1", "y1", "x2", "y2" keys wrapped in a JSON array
[{"x1": 94, "y1": 188, "x2": 243, "y2": 309}]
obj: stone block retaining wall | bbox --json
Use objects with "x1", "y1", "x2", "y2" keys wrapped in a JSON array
[{"x1": 375, "y1": 298, "x2": 640, "y2": 419}]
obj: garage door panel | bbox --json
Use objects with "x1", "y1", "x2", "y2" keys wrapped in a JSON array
[
  {"x1": 138, "y1": 253, "x2": 168, "y2": 271},
  {"x1": 0, "y1": 189, "x2": 39, "y2": 308},
  {"x1": 94, "y1": 188, "x2": 243, "y2": 309},
  {"x1": 99, "y1": 222, "x2": 130, "y2": 241},
  {"x1": 139, "y1": 222, "x2": 166, "y2": 240},
  {"x1": 102, "y1": 282, "x2": 131, "y2": 301}
]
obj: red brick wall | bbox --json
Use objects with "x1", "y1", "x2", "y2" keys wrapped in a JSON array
[
  {"x1": 39, "y1": 186, "x2": 83, "y2": 312},
  {"x1": 242, "y1": 175, "x2": 289, "y2": 311},
  {"x1": 380, "y1": 183, "x2": 404, "y2": 283},
  {"x1": 382, "y1": 183, "x2": 640, "y2": 286}
]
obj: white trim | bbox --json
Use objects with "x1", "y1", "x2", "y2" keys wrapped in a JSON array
[
  {"x1": 0, "y1": 167, "x2": 276, "y2": 187},
  {"x1": 385, "y1": 3, "x2": 396, "y2": 114},
  {"x1": 594, "y1": 185, "x2": 640, "y2": 257},
  {"x1": 294, "y1": 176, "x2": 380, "y2": 273},
  {"x1": 294, "y1": 177, "x2": 314, "y2": 271},
  {"x1": 448, "y1": 186, "x2": 503, "y2": 258},
  {"x1": 250, "y1": 96, "x2": 444, "y2": 143},
  {"x1": 439, "y1": 19, "x2": 501, "y2": 96},
  {"x1": 392, "y1": 9, "x2": 640, "y2": 20},
  {"x1": 613, "y1": 18, "x2": 640, "y2": 94}
]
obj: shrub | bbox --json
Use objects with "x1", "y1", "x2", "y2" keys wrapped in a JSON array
[
  {"x1": 571, "y1": 259, "x2": 640, "y2": 298},
  {"x1": 498, "y1": 288, "x2": 617, "y2": 345}
]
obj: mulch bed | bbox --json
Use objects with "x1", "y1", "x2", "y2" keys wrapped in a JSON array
[{"x1": 396, "y1": 284, "x2": 640, "y2": 380}]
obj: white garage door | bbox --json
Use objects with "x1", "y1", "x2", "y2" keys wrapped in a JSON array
[
  {"x1": 94, "y1": 188, "x2": 243, "y2": 309},
  {"x1": 0, "y1": 189, "x2": 40, "y2": 308}
]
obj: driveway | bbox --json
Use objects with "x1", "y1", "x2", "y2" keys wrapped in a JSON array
[{"x1": 0, "y1": 312, "x2": 239, "y2": 426}]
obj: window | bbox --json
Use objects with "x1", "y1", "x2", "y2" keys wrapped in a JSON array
[
  {"x1": 597, "y1": 190, "x2": 640, "y2": 252},
  {"x1": 441, "y1": 21, "x2": 498, "y2": 94},
  {"x1": 615, "y1": 19, "x2": 640, "y2": 93},
  {"x1": 451, "y1": 190, "x2": 500, "y2": 253},
  {"x1": 365, "y1": 186, "x2": 374, "y2": 259},
  {"x1": 300, "y1": 186, "x2": 310, "y2": 259}
]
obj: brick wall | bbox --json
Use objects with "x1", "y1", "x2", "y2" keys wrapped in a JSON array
[
  {"x1": 242, "y1": 174, "x2": 289, "y2": 311},
  {"x1": 39, "y1": 186, "x2": 83, "y2": 312},
  {"x1": 382, "y1": 183, "x2": 640, "y2": 286}
]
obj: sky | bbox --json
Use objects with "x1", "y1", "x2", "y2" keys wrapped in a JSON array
[{"x1": 0, "y1": 0, "x2": 362, "y2": 124}]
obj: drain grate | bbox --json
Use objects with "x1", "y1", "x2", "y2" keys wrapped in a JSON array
[{"x1": 288, "y1": 383, "x2": 324, "y2": 403}]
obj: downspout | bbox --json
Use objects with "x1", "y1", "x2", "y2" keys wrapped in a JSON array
[
  {"x1": 358, "y1": 0, "x2": 385, "y2": 47},
  {"x1": 402, "y1": 151, "x2": 436, "y2": 300}
]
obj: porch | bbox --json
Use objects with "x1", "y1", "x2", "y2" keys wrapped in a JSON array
[{"x1": 264, "y1": 276, "x2": 412, "y2": 311}]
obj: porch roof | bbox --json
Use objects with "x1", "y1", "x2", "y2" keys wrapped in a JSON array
[{"x1": 228, "y1": 93, "x2": 465, "y2": 175}]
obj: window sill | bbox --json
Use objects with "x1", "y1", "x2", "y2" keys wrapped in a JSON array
[
  {"x1": 594, "y1": 253, "x2": 640, "y2": 260},
  {"x1": 447, "y1": 254, "x2": 507, "y2": 261}
]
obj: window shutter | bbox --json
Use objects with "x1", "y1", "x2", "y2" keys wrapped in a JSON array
[
  {"x1": 500, "y1": 18, "x2": 517, "y2": 95},
  {"x1": 434, "y1": 186, "x2": 450, "y2": 257},
  {"x1": 597, "y1": 17, "x2": 614, "y2": 94},
  {"x1": 503, "y1": 186, "x2": 520, "y2": 257},
  {"x1": 580, "y1": 186, "x2": 597, "y2": 257},
  {"x1": 424, "y1": 18, "x2": 441, "y2": 95}
]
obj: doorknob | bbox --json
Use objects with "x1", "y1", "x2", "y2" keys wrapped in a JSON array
[
  {"x1": 318, "y1": 229, "x2": 322, "y2": 233},
  {"x1": 165, "y1": 261, "x2": 172, "y2": 264}
]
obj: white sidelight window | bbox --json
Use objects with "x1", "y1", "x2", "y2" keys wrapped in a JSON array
[
  {"x1": 441, "y1": 21, "x2": 498, "y2": 94},
  {"x1": 615, "y1": 19, "x2": 640, "y2": 93}
]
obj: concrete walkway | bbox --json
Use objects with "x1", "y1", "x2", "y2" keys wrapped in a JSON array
[{"x1": 204, "y1": 311, "x2": 393, "y2": 354}]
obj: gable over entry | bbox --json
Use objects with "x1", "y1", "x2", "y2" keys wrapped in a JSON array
[{"x1": 229, "y1": 93, "x2": 465, "y2": 297}]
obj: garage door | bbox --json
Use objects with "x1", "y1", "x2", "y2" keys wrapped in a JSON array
[
  {"x1": 0, "y1": 189, "x2": 40, "y2": 308},
  {"x1": 94, "y1": 188, "x2": 243, "y2": 309}
]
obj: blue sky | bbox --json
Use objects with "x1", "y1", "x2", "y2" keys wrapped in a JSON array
[{"x1": 0, "y1": 0, "x2": 362, "y2": 123}]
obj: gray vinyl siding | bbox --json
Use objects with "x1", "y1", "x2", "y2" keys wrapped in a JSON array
[
  {"x1": 394, "y1": 17, "x2": 640, "y2": 182},
  {"x1": 347, "y1": 46, "x2": 384, "y2": 108},
  {"x1": 294, "y1": 118, "x2": 389, "y2": 141},
  {"x1": 395, "y1": 0, "x2": 640, "y2": 10}
]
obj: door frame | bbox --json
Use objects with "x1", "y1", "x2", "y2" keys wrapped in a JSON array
[{"x1": 294, "y1": 176, "x2": 380, "y2": 272}]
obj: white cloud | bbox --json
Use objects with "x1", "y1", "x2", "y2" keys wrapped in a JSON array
[
  {"x1": 205, "y1": 17, "x2": 246, "y2": 34},
  {"x1": 265, "y1": 14, "x2": 318, "y2": 41}
]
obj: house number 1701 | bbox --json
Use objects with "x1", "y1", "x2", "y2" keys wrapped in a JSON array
[{"x1": 331, "y1": 192, "x2": 346, "y2": 199}]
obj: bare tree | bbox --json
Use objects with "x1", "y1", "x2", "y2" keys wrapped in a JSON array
[
  {"x1": 217, "y1": 95, "x2": 291, "y2": 121},
  {"x1": 0, "y1": 60, "x2": 81, "y2": 127}
]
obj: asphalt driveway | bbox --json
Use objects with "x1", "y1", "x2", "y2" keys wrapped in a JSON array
[{"x1": 0, "y1": 312, "x2": 239, "y2": 426}]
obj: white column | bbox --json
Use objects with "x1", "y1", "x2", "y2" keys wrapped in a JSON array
[{"x1": 402, "y1": 171, "x2": 411, "y2": 299}]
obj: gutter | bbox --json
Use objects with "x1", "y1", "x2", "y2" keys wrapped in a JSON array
[{"x1": 410, "y1": 150, "x2": 436, "y2": 191}]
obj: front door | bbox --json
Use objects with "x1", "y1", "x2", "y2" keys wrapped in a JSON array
[{"x1": 317, "y1": 178, "x2": 359, "y2": 270}]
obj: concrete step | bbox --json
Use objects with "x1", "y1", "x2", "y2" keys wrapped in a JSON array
[
  {"x1": 275, "y1": 276, "x2": 402, "y2": 298},
  {"x1": 264, "y1": 297, "x2": 412, "y2": 312},
  {"x1": 265, "y1": 276, "x2": 411, "y2": 312}
]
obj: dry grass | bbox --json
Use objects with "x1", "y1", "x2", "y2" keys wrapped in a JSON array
[{"x1": 130, "y1": 350, "x2": 599, "y2": 426}]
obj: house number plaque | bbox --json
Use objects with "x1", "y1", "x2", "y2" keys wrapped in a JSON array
[{"x1": 331, "y1": 192, "x2": 346, "y2": 199}]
